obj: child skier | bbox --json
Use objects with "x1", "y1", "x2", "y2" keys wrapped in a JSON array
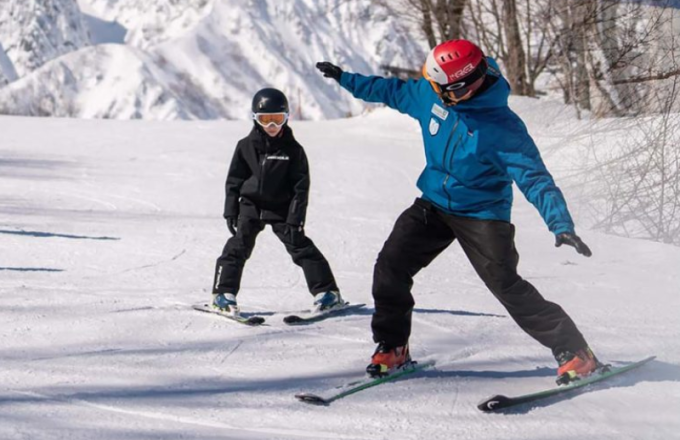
[{"x1": 212, "y1": 88, "x2": 343, "y2": 316}]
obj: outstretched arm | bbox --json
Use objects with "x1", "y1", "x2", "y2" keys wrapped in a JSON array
[
  {"x1": 316, "y1": 61, "x2": 426, "y2": 119},
  {"x1": 496, "y1": 133, "x2": 591, "y2": 257}
]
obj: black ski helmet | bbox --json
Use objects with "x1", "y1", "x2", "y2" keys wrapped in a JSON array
[{"x1": 251, "y1": 88, "x2": 289, "y2": 114}]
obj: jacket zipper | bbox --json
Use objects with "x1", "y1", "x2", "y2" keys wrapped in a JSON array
[
  {"x1": 258, "y1": 155, "x2": 267, "y2": 219},
  {"x1": 441, "y1": 118, "x2": 460, "y2": 211}
]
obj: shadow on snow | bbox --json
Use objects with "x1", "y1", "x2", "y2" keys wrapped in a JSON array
[
  {"x1": 414, "y1": 308, "x2": 506, "y2": 318},
  {"x1": 0, "y1": 229, "x2": 119, "y2": 241},
  {"x1": 0, "y1": 267, "x2": 64, "y2": 272}
]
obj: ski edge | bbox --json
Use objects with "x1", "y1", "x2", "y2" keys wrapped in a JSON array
[{"x1": 477, "y1": 355, "x2": 656, "y2": 412}]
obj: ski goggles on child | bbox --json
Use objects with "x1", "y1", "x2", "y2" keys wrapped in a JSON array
[{"x1": 253, "y1": 112, "x2": 288, "y2": 127}]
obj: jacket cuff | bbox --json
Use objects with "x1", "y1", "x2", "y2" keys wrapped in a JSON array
[{"x1": 552, "y1": 224, "x2": 575, "y2": 235}]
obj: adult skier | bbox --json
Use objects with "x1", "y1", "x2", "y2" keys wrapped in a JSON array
[
  {"x1": 212, "y1": 88, "x2": 343, "y2": 316},
  {"x1": 316, "y1": 39, "x2": 598, "y2": 383}
]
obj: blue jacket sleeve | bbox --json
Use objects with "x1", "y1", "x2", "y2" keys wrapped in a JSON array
[
  {"x1": 339, "y1": 72, "x2": 425, "y2": 119},
  {"x1": 495, "y1": 133, "x2": 575, "y2": 235}
]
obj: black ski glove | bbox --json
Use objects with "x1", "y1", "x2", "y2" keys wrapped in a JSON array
[
  {"x1": 555, "y1": 232, "x2": 592, "y2": 257},
  {"x1": 226, "y1": 217, "x2": 237, "y2": 236},
  {"x1": 316, "y1": 62, "x2": 343, "y2": 82}
]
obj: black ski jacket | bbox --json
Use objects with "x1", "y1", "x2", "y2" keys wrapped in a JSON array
[{"x1": 223, "y1": 125, "x2": 309, "y2": 225}]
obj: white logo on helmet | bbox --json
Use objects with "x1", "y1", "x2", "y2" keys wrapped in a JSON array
[
  {"x1": 448, "y1": 63, "x2": 475, "y2": 82},
  {"x1": 445, "y1": 82, "x2": 467, "y2": 91}
]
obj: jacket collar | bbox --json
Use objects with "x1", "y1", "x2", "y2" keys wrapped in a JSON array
[{"x1": 249, "y1": 124, "x2": 294, "y2": 153}]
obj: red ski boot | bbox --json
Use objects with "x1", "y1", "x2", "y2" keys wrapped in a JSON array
[
  {"x1": 366, "y1": 342, "x2": 411, "y2": 378},
  {"x1": 555, "y1": 347, "x2": 600, "y2": 385}
]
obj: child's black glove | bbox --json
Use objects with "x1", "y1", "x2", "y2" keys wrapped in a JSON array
[
  {"x1": 316, "y1": 62, "x2": 343, "y2": 82},
  {"x1": 226, "y1": 217, "x2": 237, "y2": 236}
]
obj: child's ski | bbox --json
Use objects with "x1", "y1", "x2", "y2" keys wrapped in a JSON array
[
  {"x1": 477, "y1": 356, "x2": 656, "y2": 412},
  {"x1": 283, "y1": 303, "x2": 366, "y2": 325},
  {"x1": 295, "y1": 360, "x2": 436, "y2": 405},
  {"x1": 192, "y1": 303, "x2": 265, "y2": 326}
]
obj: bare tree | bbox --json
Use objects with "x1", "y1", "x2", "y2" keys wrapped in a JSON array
[
  {"x1": 543, "y1": 0, "x2": 679, "y2": 118},
  {"x1": 375, "y1": 0, "x2": 468, "y2": 49},
  {"x1": 501, "y1": 0, "x2": 529, "y2": 95},
  {"x1": 466, "y1": 0, "x2": 555, "y2": 97},
  {"x1": 570, "y1": 5, "x2": 680, "y2": 245}
]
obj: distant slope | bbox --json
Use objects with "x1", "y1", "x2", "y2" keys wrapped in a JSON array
[{"x1": 1, "y1": 0, "x2": 426, "y2": 120}]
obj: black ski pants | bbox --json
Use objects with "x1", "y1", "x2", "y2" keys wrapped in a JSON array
[
  {"x1": 372, "y1": 198, "x2": 588, "y2": 357},
  {"x1": 213, "y1": 217, "x2": 338, "y2": 296}
]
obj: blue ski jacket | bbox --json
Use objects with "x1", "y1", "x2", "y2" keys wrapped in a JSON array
[{"x1": 338, "y1": 58, "x2": 575, "y2": 235}]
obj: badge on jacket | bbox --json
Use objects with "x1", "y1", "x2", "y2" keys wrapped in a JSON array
[
  {"x1": 429, "y1": 118, "x2": 440, "y2": 136},
  {"x1": 431, "y1": 103, "x2": 448, "y2": 121}
]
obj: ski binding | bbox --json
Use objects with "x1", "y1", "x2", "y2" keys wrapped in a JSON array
[
  {"x1": 192, "y1": 303, "x2": 265, "y2": 326},
  {"x1": 283, "y1": 302, "x2": 366, "y2": 325}
]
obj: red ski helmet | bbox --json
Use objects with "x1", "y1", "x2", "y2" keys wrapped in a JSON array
[{"x1": 422, "y1": 39, "x2": 488, "y2": 105}]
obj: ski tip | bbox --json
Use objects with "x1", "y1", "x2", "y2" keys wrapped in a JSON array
[
  {"x1": 283, "y1": 315, "x2": 303, "y2": 324},
  {"x1": 295, "y1": 393, "x2": 329, "y2": 406},
  {"x1": 246, "y1": 316, "x2": 266, "y2": 326},
  {"x1": 477, "y1": 395, "x2": 512, "y2": 412}
]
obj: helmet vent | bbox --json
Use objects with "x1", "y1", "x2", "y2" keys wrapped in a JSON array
[{"x1": 433, "y1": 67, "x2": 440, "y2": 72}]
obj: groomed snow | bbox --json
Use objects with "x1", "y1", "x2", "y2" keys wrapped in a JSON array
[{"x1": 1, "y1": 99, "x2": 679, "y2": 439}]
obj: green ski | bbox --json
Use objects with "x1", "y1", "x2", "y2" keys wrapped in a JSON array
[
  {"x1": 295, "y1": 360, "x2": 436, "y2": 406},
  {"x1": 478, "y1": 356, "x2": 656, "y2": 412}
]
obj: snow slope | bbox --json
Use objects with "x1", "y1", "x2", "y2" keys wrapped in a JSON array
[
  {"x1": 0, "y1": 98, "x2": 679, "y2": 440},
  {"x1": 79, "y1": 0, "x2": 212, "y2": 48}
]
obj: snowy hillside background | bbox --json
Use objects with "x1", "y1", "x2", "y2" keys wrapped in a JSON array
[{"x1": 0, "y1": 0, "x2": 426, "y2": 120}]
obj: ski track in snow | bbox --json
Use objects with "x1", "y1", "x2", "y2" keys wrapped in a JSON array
[
  {"x1": 8, "y1": 389, "x2": 363, "y2": 440},
  {"x1": 1, "y1": 108, "x2": 679, "y2": 440}
]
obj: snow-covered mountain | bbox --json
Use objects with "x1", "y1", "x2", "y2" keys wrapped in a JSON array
[
  {"x1": 0, "y1": 0, "x2": 426, "y2": 120},
  {"x1": 150, "y1": 0, "x2": 425, "y2": 120},
  {"x1": 0, "y1": 42, "x2": 18, "y2": 85},
  {"x1": 0, "y1": 45, "x2": 194, "y2": 119},
  {"x1": 79, "y1": 0, "x2": 212, "y2": 49},
  {"x1": 0, "y1": 0, "x2": 91, "y2": 77}
]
